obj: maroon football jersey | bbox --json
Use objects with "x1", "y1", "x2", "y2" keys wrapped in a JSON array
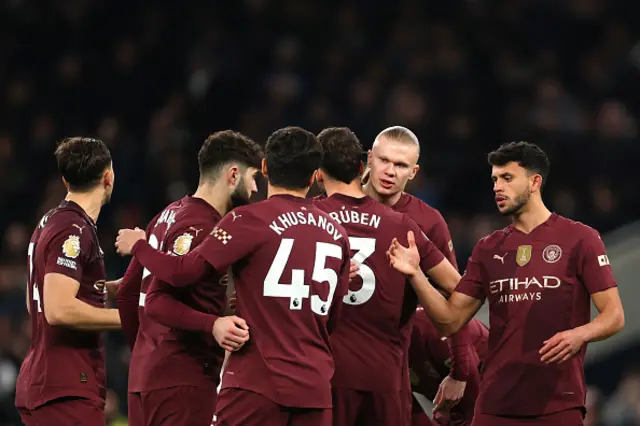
[
  {"x1": 15, "y1": 200, "x2": 107, "y2": 410},
  {"x1": 455, "y1": 213, "x2": 617, "y2": 416},
  {"x1": 392, "y1": 192, "x2": 457, "y2": 269},
  {"x1": 128, "y1": 196, "x2": 226, "y2": 393},
  {"x1": 314, "y1": 194, "x2": 446, "y2": 393},
  {"x1": 410, "y1": 309, "x2": 488, "y2": 425},
  {"x1": 195, "y1": 194, "x2": 351, "y2": 409}
]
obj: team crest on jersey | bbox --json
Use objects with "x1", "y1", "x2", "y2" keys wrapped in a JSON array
[
  {"x1": 211, "y1": 227, "x2": 232, "y2": 245},
  {"x1": 516, "y1": 245, "x2": 532, "y2": 266},
  {"x1": 62, "y1": 235, "x2": 81, "y2": 258},
  {"x1": 173, "y1": 233, "x2": 194, "y2": 256},
  {"x1": 542, "y1": 244, "x2": 562, "y2": 263}
]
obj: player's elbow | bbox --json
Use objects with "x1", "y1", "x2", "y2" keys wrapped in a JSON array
[
  {"x1": 611, "y1": 306, "x2": 625, "y2": 335},
  {"x1": 44, "y1": 302, "x2": 72, "y2": 326},
  {"x1": 440, "y1": 321, "x2": 464, "y2": 337},
  {"x1": 143, "y1": 295, "x2": 164, "y2": 325}
]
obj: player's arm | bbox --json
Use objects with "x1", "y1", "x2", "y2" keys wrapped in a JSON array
[
  {"x1": 44, "y1": 273, "x2": 121, "y2": 330},
  {"x1": 116, "y1": 257, "x2": 144, "y2": 349},
  {"x1": 327, "y1": 240, "x2": 351, "y2": 335},
  {"x1": 389, "y1": 231, "x2": 483, "y2": 336},
  {"x1": 540, "y1": 229, "x2": 624, "y2": 364},
  {"x1": 116, "y1": 228, "x2": 212, "y2": 287}
]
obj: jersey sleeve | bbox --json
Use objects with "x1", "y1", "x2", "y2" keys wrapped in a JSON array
[
  {"x1": 577, "y1": 227, "x2": 617, "y2": 294},
  {"x1": 327, "y1": 238, "x2": 350, "y2": 335},
  {"x1": 404, "y1": 215, "x2": 446, "y2": 272},
  {"x1": 116, "y1": 257, "x2": 144, "y2": 350},
  {"x1": 43, "y1": 224, "x2": 93, "y2": 282},
  {"x1": 426, "y1": 209, "x2": 458, "y2": 270},
  {"x1": 454, "y1": 241, "x2": 486, "y2": 302},
  {"x1": 195, "y1": 208, "x2": 268, "y2": 272}
]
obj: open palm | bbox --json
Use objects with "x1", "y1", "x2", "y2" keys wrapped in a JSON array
[{"x1": 387, "y1": 231, "x2": 421, "y2": 276}]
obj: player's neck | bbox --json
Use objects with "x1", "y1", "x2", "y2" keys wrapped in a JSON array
[
  {"x1": 193, "y1": 183, "x2": 230, "y2": 216},
  {"x1": 324, "y1": 179, "x2": 366, "y2": 199},
  {"x1": 363, "y1": 181, "x2": 402, "y2": 207},
  {"x1": 267, "y1": 184, "x2": 308, "y2": 199},
  {"x1": 65, "y1": 191, "x2": 102, "y2": 222},
  {"x1": 511, "y1": 198, "x2": 552, "y2": 234}
]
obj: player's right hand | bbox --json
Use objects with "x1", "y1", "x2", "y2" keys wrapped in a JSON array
[
  {"x1": 213, "y1": 315, "x2": 249, "y2": 352},
  {"x1": 349, "y1": 260, "x2": 359, "y2": 281},
  {"x1": 387, "y1": 230, "x2": 420, "y2": 276}
]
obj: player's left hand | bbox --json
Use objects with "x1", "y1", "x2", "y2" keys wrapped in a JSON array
[
  {"x1": 115, "y1": 228, "x2": 146, "y2": 256},
  {"x1": 539, "y1": 329, "x2": 586, "y2": 364},
  {"x1": 433, "y1": 375, "x2": 466, "y2": 413},
  {"x1": 105, "y1": 278, "x2": 122, "y2": 297}
]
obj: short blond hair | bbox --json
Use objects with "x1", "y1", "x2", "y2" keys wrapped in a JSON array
[{"x1": 373, "y1": 126, "x2": 420, "y2": 155}]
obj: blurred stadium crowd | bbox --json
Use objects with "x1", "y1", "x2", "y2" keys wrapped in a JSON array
[{"x1": 0, "y1": 1, "x2": 639, "y2": 425}]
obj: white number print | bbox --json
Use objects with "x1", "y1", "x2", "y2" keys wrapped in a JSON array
[
  {"x1": 142, "y1": 234, "x2": 163, "y2": 280},
  {"x1": 27, "y1": 243, "x2": 42, "y2": 313},
  {"x1": 264, "y1": 239, "x2": 342, "y2": 315},
  {"x1": 343, "y1": 237, "x2": 376, "y2": 306}
]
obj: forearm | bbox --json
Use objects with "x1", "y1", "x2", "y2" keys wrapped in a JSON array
[
  {"x1": 447, "y1": 326, "x2": 474, "y2": 380},
  {"x1": 575, "y1": 306, "x2": 624, "y2": 343},
  {"x1": 131, "y1": 240, "x2": 211, "y2": 287},
  {"x1": 409, "y1": 270, "x2": 464, "y2": 335},
  {"x1": 48, "y1": 300, "x2": 121, "y2": 331},
  {"x1": 145, "y1": 289, "x2": 217, "y2": 335}
]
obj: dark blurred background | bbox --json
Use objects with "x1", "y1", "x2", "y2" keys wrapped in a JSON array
[{"x1": 1, "y1": 1, "x2": 639, "y2": 425}]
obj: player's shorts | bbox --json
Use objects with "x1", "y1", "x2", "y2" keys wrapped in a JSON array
[
  {"x1": 128, "y1": 392, "x2": 144, "y2": 426},
  {"x1": 332, "y1": 387, "x2": 404, "y2": 426},
  {"x1": 214, "y1": 387, "x2": 331, "y2": 426},
  {"x1": 18, "y1": 396, "x2": 104, "y2": 426},
  {"x1": 471, "y1": 408, "x2": 584, "y2": 426},
  {"x1": 141, "y1": 384, "x2": 216, "y2": 426}
]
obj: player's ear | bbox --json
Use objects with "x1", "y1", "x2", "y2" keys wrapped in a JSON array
[
  {"x1": 408, "y1": 164, "x2": 420, "y2": 181},
  {"x1": 359, "y1": 162, "x2": 365, "y2": 175},
  {"x1": 308, "y1": 170, "x2": 318, "y2": 188},
  {"x1": 315, "y1": 169, "x2": 324, "y2": 184},
  {"x1": 61, "y1": 176, "x2": 70, "y2": 191},
  {"x1": 261, "y1": 159, "x2": 268, "y2": 177},
  {"x1": 531, "y1": 173, "x2": 543, "y2": 193},
  {"x1": 367, "y1": 150, "x2": 373, "y2": 164},
  {"x1": 103, "y1": 168, "x2": 114, "y2": 188},
  {"x1": 227, "y1": 165, "x2": 240, "y2": 186}
]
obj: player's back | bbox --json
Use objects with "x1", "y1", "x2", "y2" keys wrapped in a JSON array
[
  {"x1": 204, "y1": 194, "x2": 350, "y2": 409},
  {"x1": 128, "y1": 195, "x2": 226, "y2": 394},
  {"x1": 16, "y1": 200, "x2": 107, "y2": 410},
  {"x1": 315, "y1": 194, "x2": 419, "y2": 392}
]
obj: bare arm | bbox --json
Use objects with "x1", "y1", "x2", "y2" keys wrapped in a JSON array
[
  {"x1": 43, "y1": 273, "x2": 121, "y2": 331},
  {"x1": 578, "y1": 287, "x2": 624, "y2": 342},
  {"x1": 409, "y1": 268, "x2": 482, "y2": 336}
]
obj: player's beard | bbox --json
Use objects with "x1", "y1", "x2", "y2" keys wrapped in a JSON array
[
  {"x1": 500, "y1": 189, "x2": 530, "y2": 216},
  {"x1": 229, "y1": 179, "x2": 251, "y2": 209}
]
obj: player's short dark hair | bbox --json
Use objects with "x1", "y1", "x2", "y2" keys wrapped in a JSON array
[
  {"x1": 265, "y1": 126, "x2": 323, "y2": 190},
  {"x1": 55, "y1": 137, "x2": 112, "y2": 192},
  {"x1": 488, "y1": 141, "x2": 550, "y2": 188},
  {"x1": 198, "y1": 130, "x2": 263, "y2": 180},
  {"x1": 317, "y1": 127, "x2": 364, "y2": 184}
]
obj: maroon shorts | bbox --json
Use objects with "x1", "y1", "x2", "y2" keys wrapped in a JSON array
[
  {"x1": 128, "y1": 392, "x2": 144, "y2": 426},
  {"x1": 18, "y1": 397, "x2": 104, "y2": 426},
  {"x1": 332, "y1": 387, "x2": 404, "y2": 426},
  {"x1": 472, "y1": 408, "x2": 584, "y2": 426},
  {"x1": 214, "y1": 387, "x2": 331, "y2": 426},
  {"x1": 141, "y1": 384, "x2": 216, "y2": 426}
]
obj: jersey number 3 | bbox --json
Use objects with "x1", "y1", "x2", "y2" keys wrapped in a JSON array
[{"x1": 264, "y1": 238, "x2": 342, "y2": 316}]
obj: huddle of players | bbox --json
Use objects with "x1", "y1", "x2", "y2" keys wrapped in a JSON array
[{"x1": 15, "y1": 125, "x2": 624, "y2": 426}]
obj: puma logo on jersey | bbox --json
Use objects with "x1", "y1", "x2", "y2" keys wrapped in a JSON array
[
  {"x1": 231, "y1": 211, "x2": 242, "y2": 222},
  {"x1": 493, "y1": 253, "x2": 507, "y2": 264},
  {"x1": 72, "y1": 224, "x2": 86, "y2": 234},
  {"x1": 188, "y1": 227, "x2": 203, "y2": 237}
]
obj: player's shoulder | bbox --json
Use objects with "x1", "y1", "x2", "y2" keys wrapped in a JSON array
[
  {"x1": 474, "y1": 227, "x2": 511, "y2": 252},
  {"x1": 40, "y1": 206, "x2": 92, "y2": 236},
  {"x1": 398, "y1": 193, "x2": 447, "y2": 226},
  {"x1": 553, "y1": 214, "x2": 601, "y2": 240}
]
